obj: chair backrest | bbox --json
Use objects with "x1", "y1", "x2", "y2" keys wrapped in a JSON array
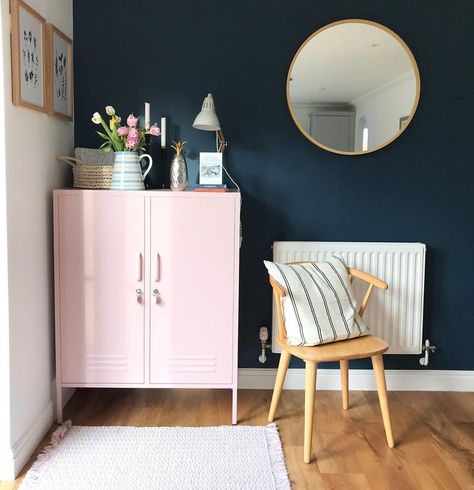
[{"x1": 269, "y1": 262, "x2": 388, "y2": 342}]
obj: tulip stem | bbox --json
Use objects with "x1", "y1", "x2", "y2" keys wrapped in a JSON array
[{"x1": 100, "y1": 119, "x2": 122, "y2": 151}]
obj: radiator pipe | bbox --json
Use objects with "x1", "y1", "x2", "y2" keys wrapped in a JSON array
[{"x1": 419, "y1": 339, "x2": 436, "y2": 366}]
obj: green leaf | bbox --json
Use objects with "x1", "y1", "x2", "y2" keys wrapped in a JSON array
[
  {"x1": 99, "y1": 119, "x2": 119, "y2": 150},
  {"x1": 96, "y1": 131, "x2": 110, "y2": 140}
]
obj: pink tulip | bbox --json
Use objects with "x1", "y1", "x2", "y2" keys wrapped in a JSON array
[
  {"x1": 117, "y1": 126, "x2": 129, "y2": 136},
  {"x1": 149, "y1": 123, "x2": 161, "y2": 136},
  {"x1": 127, "y1": 113, "x2": 139, "y2": 128},
  {"x1": 126, "y1": 128, "x2": 139, "y2": 149}
]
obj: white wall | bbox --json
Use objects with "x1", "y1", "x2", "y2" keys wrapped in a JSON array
[
  {"x1": 0, "y1": 0, "x2": 12, "y2": 479},
  {"x1": 0, "y1": 0, "x2": 73, "y2": 479},
  {"x1": 354, "y1": 73, "x2": 416, "y2": 151}
]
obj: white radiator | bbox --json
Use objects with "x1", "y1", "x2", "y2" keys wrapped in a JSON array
[{"x1": 271, "y1": 242, "x2": 426, "y2": 354}]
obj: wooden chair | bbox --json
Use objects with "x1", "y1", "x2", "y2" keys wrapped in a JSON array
[{"x1": 267, "y1": 263, "x2": 394, "y2": 463}]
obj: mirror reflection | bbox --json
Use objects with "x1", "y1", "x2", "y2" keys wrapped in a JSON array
[{"x1": 288, "y1": 20, "x2": 420, "y2": 155}]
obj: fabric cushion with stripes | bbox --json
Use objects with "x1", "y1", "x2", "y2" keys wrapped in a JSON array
[{"x1": 264, "y1": 259, "x2": 370, "y2": 346}]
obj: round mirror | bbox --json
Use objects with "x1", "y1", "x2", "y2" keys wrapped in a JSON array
[{"x1": 287, "y1": 19, "x2": 420, "y2": 155}]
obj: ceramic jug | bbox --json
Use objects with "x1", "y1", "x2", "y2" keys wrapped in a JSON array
[{"x1": 110, "y1": 151, "x2": 153, "y2": 190}]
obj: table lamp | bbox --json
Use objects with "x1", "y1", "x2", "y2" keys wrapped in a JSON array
[{"x1": 192, "y1": 93, "x2": 227, "y2": 153}]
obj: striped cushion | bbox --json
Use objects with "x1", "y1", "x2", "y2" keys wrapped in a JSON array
[{"x1": 264, "y1": 259, "x2": 369, "y2": 346}]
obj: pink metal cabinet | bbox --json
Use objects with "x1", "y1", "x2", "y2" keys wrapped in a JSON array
[
  {"x1": 149, "y1": 195, "x2": 236, "y2": 385},
  {"x1": 54, "y1": 190, "x2": 240, "y2": 424},
  {"x1": 56, "y1": 194, "x2": 145, "y2": 387}
]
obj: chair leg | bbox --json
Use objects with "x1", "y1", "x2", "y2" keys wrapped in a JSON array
[
  {"x1": 304, "y1": 361, "x2": 317, "y2": 464},
  {"x1": 268, "y1": 349, "x2": 291, "y2": 422},
  {"x1": 371, "y1": 354, "x2": 395, "y2": 448},
  {"x1": 340, "y1": 359, "x2": 349, "y2": 410}
]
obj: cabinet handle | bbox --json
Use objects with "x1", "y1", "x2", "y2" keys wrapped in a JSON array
[
  {"x1": 137, "y1": 253, "x2": 143, "y2": 282},
  {"x1": 136, "y1": 288, "x2": 143, "y2": 304},
  {"x1": 153, "y1": 289, "x2": 160, "y2": 304},
  {"x1": 155, "y1": 253, "x2": 160, "y2": 282}
]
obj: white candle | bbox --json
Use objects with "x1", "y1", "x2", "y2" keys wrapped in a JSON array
[
  {"x1": 144, "y1": 102, "x2": 150, "y2": 130},
  {"x1": 161, "y1": 117, "x2": 166, "y2": 148}
]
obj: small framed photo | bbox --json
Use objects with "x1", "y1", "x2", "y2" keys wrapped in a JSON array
[
  {"x1": 11, "y1": 0, "x2": 46, "y2": 112},
  {"x1": 45, "y1": 23, "x2": 73, "y2": 120},
  {"x1": 199, "y1": 152, "x2": 223, "y2": 185}
]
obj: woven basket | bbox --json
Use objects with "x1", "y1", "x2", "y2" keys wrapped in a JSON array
[{"x1": 58, "y1": 156, "x2": 113, "y2": 189}]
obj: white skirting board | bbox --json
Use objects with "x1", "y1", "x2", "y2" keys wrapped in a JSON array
[
  {"x1": 0, "y1": 401, "x2": 55, "y2": 481},
  {"x1": 238, "y1": 368, "x2": 474, "y2": 392},
  {"x1": 0, "y1": 385, "x2": 75, "y2": 480}
]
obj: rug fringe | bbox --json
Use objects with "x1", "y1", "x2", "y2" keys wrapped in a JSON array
[
  {"x1": 19, "y1": 420, "x2": 72, "y2": 489},
  {"x1": 265, "y1": 423, "x2": 291, "y2": 490}
]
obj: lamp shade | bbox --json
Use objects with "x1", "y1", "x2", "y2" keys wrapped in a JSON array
[{"x1": 192, "y1": 93, "x2": 221, "y2": 131}]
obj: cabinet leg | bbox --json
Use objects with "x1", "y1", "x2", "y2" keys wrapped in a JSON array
[
  {"x1": 232, "y1": 387, "x2": 238, "y2": 425},
  {"x1": 56, "y1": 384, "x2": 63, "y2": 424}
]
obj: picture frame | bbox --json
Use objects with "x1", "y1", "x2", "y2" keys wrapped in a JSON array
[
  {"x1": 199, "y1": 152, "x2": 223, "y2": 185},
  {"x1": 45, "y1": 23, "x2": 73, "y2": 120},
  {"x1": 10, "y1": 0, "x2": 46, "y2": 112}
]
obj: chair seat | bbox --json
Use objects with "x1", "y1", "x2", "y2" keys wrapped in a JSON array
[{"x1": 277, "y1": 334, "x2": 389, "y2": 363}]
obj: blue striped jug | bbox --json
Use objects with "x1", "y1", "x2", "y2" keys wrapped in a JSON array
[{"x1": 110, "y1": 151, "x2": 153, "y2": 190}]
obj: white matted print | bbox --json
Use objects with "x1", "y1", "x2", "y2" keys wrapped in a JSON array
[
  {"x1": 46, "y1": 24, "x2": 73, "y2": 120},
  {"x1": 11, "y1": 0, "x2": 46, "y2": 112},
  {"x1": 199, "y1": 152, "x2": 223, "y2": 185}
]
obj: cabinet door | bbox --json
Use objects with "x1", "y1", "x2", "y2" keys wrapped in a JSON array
[
  {"x1": 57, "y1": 195, "x2": 145, "y2": 384},
  {"x1": 150, "y1": 196, "x2": 237, "y2": 385},
  {"x1": 309, "y1": 112, "x2": 355, "y2": 151}
]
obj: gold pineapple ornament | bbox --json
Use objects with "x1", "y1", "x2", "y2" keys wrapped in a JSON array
[{"x1": 170, "y1": 140, "x2": 188, "y2": 191}]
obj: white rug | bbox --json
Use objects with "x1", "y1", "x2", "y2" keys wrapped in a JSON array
[{"x1": 20, "y1": 422, "x2": 290, "y2": 489}]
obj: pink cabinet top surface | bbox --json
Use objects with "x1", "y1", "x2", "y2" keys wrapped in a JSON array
[{"x1": 53, "y1": 189, "x2": 241, "y2": 199}]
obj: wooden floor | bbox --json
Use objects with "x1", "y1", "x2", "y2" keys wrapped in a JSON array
[{"x1": 2, "y1": 388, "x2": 473, "y2": 489}]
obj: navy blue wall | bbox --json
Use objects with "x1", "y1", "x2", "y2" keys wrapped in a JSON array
[{"x1": 73, "y1": 0, "x2": 473, "y2": 370}]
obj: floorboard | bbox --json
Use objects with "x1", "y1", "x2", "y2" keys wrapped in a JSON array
[{"x1": 1, "y1": 389, "x2": 473, "y2": 489}]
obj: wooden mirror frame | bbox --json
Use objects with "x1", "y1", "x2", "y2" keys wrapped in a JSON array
[{"x1": 287, "y1": 19, "x2": 421, "y2": 156}]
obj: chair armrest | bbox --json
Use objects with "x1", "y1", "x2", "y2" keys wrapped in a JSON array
[
  {"x1": 348, "y1": 268, "x2": 388, "y2": 290},
  {"x1": 269, "y1": 276, "x2": 286, "y2": 297}
]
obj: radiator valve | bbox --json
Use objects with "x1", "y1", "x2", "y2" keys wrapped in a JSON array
[
  {"x1": 419, "y1": 339, "x2": 436, "y2": 366},
  {"x1": 258, "y1": 326, "x2": 271, "y2": 364}
]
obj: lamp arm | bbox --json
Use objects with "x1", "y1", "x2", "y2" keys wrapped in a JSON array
[
  {"x1": 213, "y1": 128, "x2": 239, "y2": 192},
  {"x1": 216, "y1": 129, "x2": 227, "y2": 153}
]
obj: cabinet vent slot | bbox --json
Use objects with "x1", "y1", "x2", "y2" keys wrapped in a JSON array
[
  {"x1": 85, "y1": 355, "x2": 128, "y2": 371},
  {"x1": 165, "y1": 356, "x2": 217, "y2": 373}
]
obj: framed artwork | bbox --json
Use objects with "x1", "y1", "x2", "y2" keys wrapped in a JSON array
[
  {"x1": 199, "y1": 152, "x2": 223, "y2": 185},
  {"x1": 10, "y1": 0, "x2": 46, "y2": 112},
  {"x1": 45, "y1": 24, "x2": 73, "y2": 120}
]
